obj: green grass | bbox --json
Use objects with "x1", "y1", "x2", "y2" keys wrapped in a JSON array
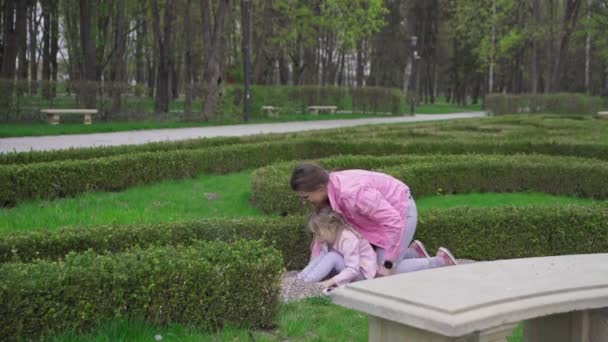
[
  {"x1": 48, "y1": 297, "x2": 367, "y2": 342},
  {"x1": 416, "y1": 192, "x2": 594, "y2": 210},
  {"x1": 0, "y1": 169, "x2": 595, "y2": 234},
  {"x1": 0, "y1": 171, "x2": 262, "y2": 234},
  {"x1": 0, "y1": 113, "x2": 393, "y2": 138}
]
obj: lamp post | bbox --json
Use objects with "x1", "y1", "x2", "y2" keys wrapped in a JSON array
[
  {"x1": 409, "y1": 36, "x2": 420, "y2": 116},
  {"x1": 241, "y1": 0, "x2": 251, "y2": 122}
]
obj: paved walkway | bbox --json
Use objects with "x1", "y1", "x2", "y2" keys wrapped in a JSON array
[{"x1": 0, "y1": 112, "x2": 486, "y2": 153}]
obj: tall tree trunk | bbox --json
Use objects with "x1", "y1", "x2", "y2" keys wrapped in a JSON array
[
  {"x1": 16, "y1": 0, "x2": 28, "y2": 95},
  {"x1": 252, "y1": 0, "x2": 276, "y2": 84},
  {"x1": 489, "y1": 0, "x2": 496, "y2": 93},
  {"x1": 201, "y1": 0, "x2": 230, "y2": 120},
  {"x1": 29, "y1": 3, "x2": 39, "y2": 95},
  {"x1": 50, "y1": 0, "x2": 59, "y2": 98},
  {"x1": 42, "y1": 0, "x2": 52, "y2": 99},
  {"x1": 544, "y1": 0, "x2": 555, "y2": 93},
  {"x1": 79, "y1": 0, "x2": 97, "y2": 108},
  {"x1": 146, "y1": 20, "x2": 155, "y2": 98},
  {"x1": 1, "y1": 0, "x2": 18, "y2": 114},
  {"x1": 604, "y1": 63, "x2": 608, "y2": 97},
  {"x1": 64, "y1": 0, "x2": 81, "y2": 96},
  {"x1": 584, "y1": 0, "x2": 592, "y2": 94},
  {"x1": 151, "y1": 0, "x2": 175, "y2": 113},
  {"x1": 531, "y1": 0, "x2": 540, "y2": 93},
  {"x1": 277, "y1": 48, "x2": 289, "y2": 85},
  {"x1": 111, "y1": 0, "x2": 127, "y2": 114},
  {"x1": 356, "y1": 40, "x2": 365, "y2": 87},
  {"x1": 135, "y1": 18, "x2": 145, "y2": 86},
  {"x1": 184, "y1": 0, "x2": 193, "y2": 114},
  {"x1": 550, "y1": 0, "x2": 582, "y2": 92}
]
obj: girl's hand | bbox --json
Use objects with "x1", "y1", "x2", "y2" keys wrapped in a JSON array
[
  {"x1": 319, "y1": 279, "x2": 336, "y2": 289},
  {"x1": 376, "y1": 266, "x2": 393, "y2": 277}
]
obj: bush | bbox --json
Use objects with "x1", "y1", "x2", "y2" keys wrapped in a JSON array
[
  {"x1": 0, "y1": 240, "x2": 283, "y2": 340},
  {"x1": 6, "y1": 137, "x2": 608, "y2": 207},
  {"x1": 219, "y1": 85, "x2": 408, "y2": 117},
  {"x1": 486, "y1": 93, "x2": 607, "y2": 116},
  {"x1": 416, "y1": 204, "x2": 608, "y2": 260},
  {"x1": 251, "y1": 154, "x2": 608, "y2": 214},
  {"x1": 0, "y1": 216, "x2": 309, "y2": 270}
]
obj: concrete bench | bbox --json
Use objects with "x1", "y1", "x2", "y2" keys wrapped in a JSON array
[
  {"x1": 307, "y1": 105, "x2": 337, "y2": 115},
  {"x1": 41, "y1": 109, "x2": 97, "y2": 125},
  {"x1": 261, "y1": 106, "x2": 280, "y2": 118},
  {"x1": 331, "y1": 254, "x2": 608, "y2": 342},
  {"x1": 597, "y1": 111, "x2": 608, "y2": 119}
]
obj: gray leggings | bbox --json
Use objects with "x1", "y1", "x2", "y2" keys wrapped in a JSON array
[
  {"x1": 375, "y1": 196, "x2": 446, "y2": 274},
  {"x1": 297, "y1": 251, "x2": 366, "y2": 283}
]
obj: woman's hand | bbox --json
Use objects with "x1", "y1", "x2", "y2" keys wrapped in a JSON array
[
  {"x1": 319, "y1": 279, "x2": 336, "y2": 289},
  {"x1": 376, "y1": 266, "x2": 393, "y2": 277}
]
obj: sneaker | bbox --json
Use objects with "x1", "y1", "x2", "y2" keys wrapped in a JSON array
[
  {"x1": 409, "y1": 240, "x2": 431, "y2": 258},
  {"x1": 436, "y1": 247, "x2": 458, "y2": 266}
]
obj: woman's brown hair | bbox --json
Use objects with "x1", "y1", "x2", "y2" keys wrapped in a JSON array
[{"x1": 290, "y1": 163, "x2": 329, "y2": 192}]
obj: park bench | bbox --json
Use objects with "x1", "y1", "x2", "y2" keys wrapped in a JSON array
[
  {"x1": 597, "y1": 111, "x2": 608, "y2": 119},
  {"x1": 41, "y1": 109, "x2": 97, "y2": 125},
  {"x1": 307, "y1": 105, "x2": 337, "y2": 115},
  {"x1": 261, "y1": 106, "x2": 280, "y2": 118},
  {"x1": 331, "y1": 254, "x2": 608, "y2": 342}
]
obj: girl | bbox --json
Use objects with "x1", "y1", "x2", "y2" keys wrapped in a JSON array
[
  {"x1": 297, "y1": 208, "x2": 377, "y2": 288},
  {"x1": 291, "y1": 163, "x2": 458, "y2": 277}
]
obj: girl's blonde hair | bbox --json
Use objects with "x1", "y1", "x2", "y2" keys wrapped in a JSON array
[{"x1": 308, "y1": 207, "x2": 358, "y2": 243}]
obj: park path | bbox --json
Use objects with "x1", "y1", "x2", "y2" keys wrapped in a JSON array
[{"x1": 0, "y1": 112, "x2": 486, "y2": 153}]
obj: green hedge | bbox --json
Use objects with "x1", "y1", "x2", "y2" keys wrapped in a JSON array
[
  {"x1": 0, "y1": 240, "x2": 283, "y2": 340},
  {"x1": 416, "y1": 204, "x2": 608, "y2": 260},
  {"x1": 0, "y1": 216, "x2": 308, "y2": 270},
  {"x1": 219, "y1": 85, "x2": 408, "y2": 117},
  {"x1": 486, "y1": 93, "x2": 607, "y2": 115},
  {"x1": 251, "y1": 154, "x2": 608, "y2": 215},
  {"x1": 5, "y1": 137, "x2": 608, "y2": 207},
  {"x1": 1, "y1": 203, "x2": 607, "y2": 274}
]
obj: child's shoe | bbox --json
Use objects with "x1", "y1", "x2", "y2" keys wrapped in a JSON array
[
  {"x1": 409, "y1": 240, "x2": 431, "y2": 258},
  {"x1": 436, "y1": 247, "x2": 458, "y2": 266}
]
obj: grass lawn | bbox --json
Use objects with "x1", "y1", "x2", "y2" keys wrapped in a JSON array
[{"x1": 0, "y1": 170, "x2": 595, "y2": 234}]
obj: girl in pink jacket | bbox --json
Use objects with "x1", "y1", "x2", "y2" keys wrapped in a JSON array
[
  {"x1": 297, "y1": 207, "x2": 378, "y2": 288},
  {"x1": 291, "y1": 163, "x2": 458, "y2": 278}
]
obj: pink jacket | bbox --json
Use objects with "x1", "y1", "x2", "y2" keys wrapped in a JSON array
[
  {"x1": 312, "y1": 170, "x2": 410, "y2": 263},
  {"x1": 326, "y1": 228, "x2": 378, "y2": 286}
]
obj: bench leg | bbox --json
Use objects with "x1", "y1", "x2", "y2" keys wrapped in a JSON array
[
  {"x1": 47, "y1": 114, "x2": 60, "y2": 125},
  {"x1": 523, "y1": 309, "x2": 608, "y2": 342},
  {"x1": 84, "y1": 114, "x2": 93, "y2": 125}
]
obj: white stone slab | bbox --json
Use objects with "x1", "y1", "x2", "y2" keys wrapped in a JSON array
[{"x1": 331, "y1": 254, "x2": 608, "y2": 337}]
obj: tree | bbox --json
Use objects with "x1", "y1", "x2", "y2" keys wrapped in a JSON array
[
  {"x1": 151, "y1": 0, "x2": 176, "y2": 113},
  {"x1": 79, "y1": 0, "x2": 97, "y2": 108},
  {"x1": 200, "y1": 0, "x2": 230, "y2": 119}
]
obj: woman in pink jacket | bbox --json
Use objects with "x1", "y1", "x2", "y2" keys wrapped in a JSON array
[{"x1": 291, "y1": 163, "x2": 458, "y2": 277}]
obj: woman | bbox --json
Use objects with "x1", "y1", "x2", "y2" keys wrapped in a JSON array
[{"x1": 290, "y1": 163, "x2": 457, "y2": 277}]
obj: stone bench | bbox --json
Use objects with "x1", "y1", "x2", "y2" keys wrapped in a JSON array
[
  {"x1": 307, "y1": 105, "x2": 337, "y2": 115},
  {"x1": 597, "y1": 111, "x2": 608, "y2": 119},
  {"x1": 331, "y1": 254, "x2": 608, "y2": 342},
  {"x1": 41, "y1": 109, "x2": 98, "y2": 125},
  {"x1": 261, "y1": 106, "x2": 280, "y2": 118}
]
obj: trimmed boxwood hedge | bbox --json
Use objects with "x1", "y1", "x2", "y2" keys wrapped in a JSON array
[
  {"x1": 486, "y1": 93, "x2": 607, "y2": 115},
  {"x1": 4, "y1": 137, "x2": 608, "y2": 207},
  {"x1": 1, "y1": 204, "x2": 606, "y2": 273},
  {"x1": 0, "y1": 240, "x2": 283, "y2": 340},
  {"x1": 251, "y1": 154, "x2": 608, "y2": 215},
  {"x1": 0, "y1": 216, "x2": 308, "y2": 270}
]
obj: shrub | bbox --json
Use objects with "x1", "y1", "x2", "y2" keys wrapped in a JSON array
[
  {"x1": 486, "y1": 93, "x2": 607, "y2": 116},
  {"x1": 0, "y1": 240, "x2": 283, "y2": 340},
  {"x1": 251, "y1": 154, "x2": 608, "y2": 214}
]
